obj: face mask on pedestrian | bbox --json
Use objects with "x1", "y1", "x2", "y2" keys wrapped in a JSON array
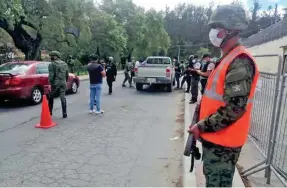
[
  {"x1": 50, "y1": 56, "x2": 56, "y2": 61},
  {"x1": 209, "y1": 28, "x2": 226, "y2": 47}
]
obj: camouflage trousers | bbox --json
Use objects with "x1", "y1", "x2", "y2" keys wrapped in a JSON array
[
  {"x1": 202, "y1": 143, "x2": 241, "y2": 187},
  {"x1": 50, "y1": 83, "x2": 67, "y2": 101}
]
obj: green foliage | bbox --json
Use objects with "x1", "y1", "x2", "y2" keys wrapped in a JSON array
[
  {"x1": 196, "y1": 47, "x2": 210, "y2": 57},
  {"x1": 0, "y1": 0, "x2": 171, "y2": 62}
]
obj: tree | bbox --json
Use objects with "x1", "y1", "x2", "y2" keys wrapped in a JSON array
[
  {"x1": 0, "y1": 0, "x2": 51, "y2": 60},
  {"x1": 196, "y1": 47, "x2": 210, "y2": 57},
  {"x1": 90, "y1": 11, "x2": 127, "y2": 58}
]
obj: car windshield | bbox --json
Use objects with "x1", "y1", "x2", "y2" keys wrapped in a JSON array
[
  {"x1": 146, "y1": 58, "x2": 171, "y2": 64},
  {"x1": 0, "y1": 63, "x2": 29, "y2": 74}
]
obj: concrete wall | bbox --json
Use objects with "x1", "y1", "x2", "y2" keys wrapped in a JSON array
[{"x1": 246, "y1": 36, "x2": 287, "y2": 73}]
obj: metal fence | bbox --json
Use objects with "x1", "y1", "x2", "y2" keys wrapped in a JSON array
[{"x1": 241, "y1": 54, "x2": 287, "y2": 186}]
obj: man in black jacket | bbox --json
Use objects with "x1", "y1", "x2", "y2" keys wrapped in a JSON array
[
  {"x1": 106, "y1": 56, "x2": 117, "y2": 95},
  {"x1": 173, "y1": 57, "x2": 182, "y2": 89},
  {"x1": 196, "y1": 54, "x2": 215, "y2": 94},
  {"x1": 189, "y1": 54, "x2": 202, "y2": 104}
]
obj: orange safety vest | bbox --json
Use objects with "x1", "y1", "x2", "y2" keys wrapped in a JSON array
[{"x1": 199, "y1": 45, "x2": 259, "y2": 148}]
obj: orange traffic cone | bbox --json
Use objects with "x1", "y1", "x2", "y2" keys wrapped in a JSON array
[{"x1": 35, "y1": 95, "x2": 57, "y2": 129}]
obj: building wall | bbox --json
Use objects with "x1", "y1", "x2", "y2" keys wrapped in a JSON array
[{"x1": 247, "y1": 36, "x2": 287, "y2": 73}]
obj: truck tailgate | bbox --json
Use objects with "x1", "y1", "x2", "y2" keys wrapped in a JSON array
[{"x1": 138, "y1": 66, "x2": 167, "y2": 78}]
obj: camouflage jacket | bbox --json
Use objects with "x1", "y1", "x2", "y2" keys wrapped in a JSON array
[
  {"x1": 48, "y1": 60, "x2": 69, "y2": 86},
  {"x1": 124, "y1": 62, "x2": 134, "y2": 73},
  {"x1": 197, "y1": 53, "x2": 255, "y2": 149}
]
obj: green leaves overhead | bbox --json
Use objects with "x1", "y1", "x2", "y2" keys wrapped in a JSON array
[{"x1": 0, "y1": 0, "x2": 171, "y2": 61}]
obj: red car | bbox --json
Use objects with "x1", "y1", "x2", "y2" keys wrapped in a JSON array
[{"x1": 0, "y1": 61, "x2": 80, "y2": 104}]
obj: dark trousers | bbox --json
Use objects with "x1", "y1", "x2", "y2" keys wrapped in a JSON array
[
  {"x1": 48, "y1": 83, "x2": 67, "y2": 117},
  {"x1": 181, "y1": 75, "x2": 186, "y2": 88},
  {"x1": 190, "y1": 76, "x2": 200, "y2": 101},
  {"x1": 186, "y1": 75, "x2": 191, "y2": 92},
  {"x1": 107, "y1": 79, "x2": 113, "y2": 94},
  {"x1": 123, "y1": 72, "x2": 131, "y2": 86},
  {"x1": 200, "y1": 79, "x2": 208, "y2": 95},
  {"x1": 175, "y1": 73, "x2": 180, "y2": 88}
]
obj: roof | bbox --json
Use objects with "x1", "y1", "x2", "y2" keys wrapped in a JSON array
[{"x1": 243, "y1": 18, "x2": 287, "y2": 48}]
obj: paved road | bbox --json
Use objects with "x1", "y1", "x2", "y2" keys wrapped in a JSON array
[{"x1": 0, "y1": 74, "x2": 184, "y2": 186}]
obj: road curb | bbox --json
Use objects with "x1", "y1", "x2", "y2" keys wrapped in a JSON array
[
  {"x1": 78, "y1": 71, "x2": 124, "y2": 81},
  {"x1": 183, "y1": 92, "x2": 245, "y2": 187}
]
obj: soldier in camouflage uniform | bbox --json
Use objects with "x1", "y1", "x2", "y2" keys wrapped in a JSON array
[
  {"x1": 188, "y1": 5, "x2": 256, "y2": 187},
  {"x1": 66, "y1": 55, "x2": 75, "y2": 73},
  {"x1": 48, "y1": 51, "x2": 69, "y2": 118},
  {"x1": 122, "y1": 60, "x2": 133, "y2": 87}
]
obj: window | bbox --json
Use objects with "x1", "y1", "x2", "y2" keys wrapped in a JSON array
[
  {"x1": 36, "y1": 63, "x2": 50, "y2": 74},
  {"x1": 146, "y1": 58, "x2": 171, "y2": 64},
  {"x1": 0, "y1": 63, "x2": 29, "y2": 74}
]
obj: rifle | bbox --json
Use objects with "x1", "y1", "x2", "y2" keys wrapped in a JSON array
[{"x1": 184, "y1": 104, "x2": 201, "y2": 172}]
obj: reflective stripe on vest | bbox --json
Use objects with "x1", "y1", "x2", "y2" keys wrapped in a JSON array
[
  {"x1": 199, "y1": 45, "x2": 259, "y2": 148},
  {"x1": 203, "y1": 46, "x2": 254, "y2": 104}
]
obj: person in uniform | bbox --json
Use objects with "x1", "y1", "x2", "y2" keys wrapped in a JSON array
[
  {"x1": 130, "y1": 58, "x2": 136, "y2": 85},
  {"x1": 106, "y1": 56, "x2": 117, "y2": 95},
  {"x1": 48, "y1": 51, "x2": 69, "y2": 118},
  {"x1": 184, "y1": 55, "x2": 194, "y2": 92},
  {"x1": 188, "y1": 4, "x2": 259, "y2": 187},
  {"x1": 189, "y1": 54, "x2": 202, "y2": 104},
  {"x1": 66, "y1": 55, "x2": 75, "y2": 73},
  {"x1": 196, "y1": 54, "x2": 215, "y2": 94},
  {"x1": 122, "y1": 60, "x2": 133, "y2": 87},
  {"x1": 173, "y1": 57, "x2": 182, "y2": 89}
]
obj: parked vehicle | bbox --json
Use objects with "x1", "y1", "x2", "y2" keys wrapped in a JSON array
[
  {"x1": 133, "y1": 56, "x2": 175, "y2": 92},
  {"x1": 0, "y1": 61, "x2": 80, "y2": 104}
]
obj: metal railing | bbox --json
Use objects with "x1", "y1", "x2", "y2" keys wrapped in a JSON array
[{"x1": 241, "y1": 54, "x2": 287, "y2": 186}]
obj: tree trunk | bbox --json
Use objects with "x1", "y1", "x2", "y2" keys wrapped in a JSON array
[{"x1": 0, "y1": 18, "x2": 42, "y2": 60}]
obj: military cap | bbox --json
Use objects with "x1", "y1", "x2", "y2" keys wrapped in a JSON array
[
  {"x1": 89, "y1": 54, "x2": 99, "y2": 61},
  {"x1": 208, "y1": 4, "x2": 248, "y2": 31},
  {"x1": 49, "y1": 51, "x2": 61, "y2": 57}
]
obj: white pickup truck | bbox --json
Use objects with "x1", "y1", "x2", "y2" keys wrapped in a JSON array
[{"x1": 133, "y1": 56, "x2": 175, "y2": 92}]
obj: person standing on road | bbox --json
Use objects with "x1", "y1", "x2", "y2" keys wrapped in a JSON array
[
  {"x1": 48, "y1": 51, "x2": 69, "y2": 118},
  {"x1": 122, "y1": 60, "x2": 133, "y2": 87},
  {"x1": 184, "y1": 55, "x2": 194, "y2": 92},
  {"x1": 189, "y1": 54, "x2": 201, "y2": 104},
  {"x1": 66, "y1": 55, "x2": 75, "y2": 73},
  {"x1": 196, "y1": 54, "x2": 215, "y2": 94},
  {"x1": 173, "y1": 57, "x2": 181, "y2": 89},
  {"x1": 130, "y1": 58, "x2": 136, "y2": 85},
  {"x1": 106, "y1": 56, "x2": 117, "y2": 95},
  {"x1": 188, "y1": 4, "x2": 259, "y2": 187},
  {"x1": 180, "y1": 58, "x2": 190, "y2": 89},
  {"x1": 87, "y1": 54, "x2": 106, "y2": 114}
]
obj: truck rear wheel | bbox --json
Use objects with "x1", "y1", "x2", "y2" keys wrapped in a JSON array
[
  {"x1": 136, "y1": 83, "x2": 143, "y2": 91},
  {"x1": 167, "y1": 83, "x2": 173, "y2": 92}
]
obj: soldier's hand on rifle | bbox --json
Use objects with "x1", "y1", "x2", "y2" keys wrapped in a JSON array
[{"x1": 187, "y1": 124, "x2": 200, "y2": 140}]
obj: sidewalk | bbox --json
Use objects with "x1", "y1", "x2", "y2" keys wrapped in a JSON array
[
  {"x1": 183, "y1": 92, "x2": 245, "y2": 187},
  {"x1": 78, "y1": 70, "x2": 124, "y2": 81}
]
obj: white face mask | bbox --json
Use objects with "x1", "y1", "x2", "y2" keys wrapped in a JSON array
[{"x1": 209, "y1": 28, "x2": 224, "y2": 47}]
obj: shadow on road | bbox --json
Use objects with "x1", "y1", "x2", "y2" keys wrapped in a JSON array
[
  {"x1": 135, "y1": 85, "x2": 183, "y2": 95},
  {"x1": 0, "y1": 100, "x2": 32, "y2": 109}
]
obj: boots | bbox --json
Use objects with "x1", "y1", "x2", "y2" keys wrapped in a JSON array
[
  {"x1": 61, "y1": 98, "x2": 67, "y2": 118},
  {"x1": 48, "y1": 96, "x2": 54, "y2": 116}
]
